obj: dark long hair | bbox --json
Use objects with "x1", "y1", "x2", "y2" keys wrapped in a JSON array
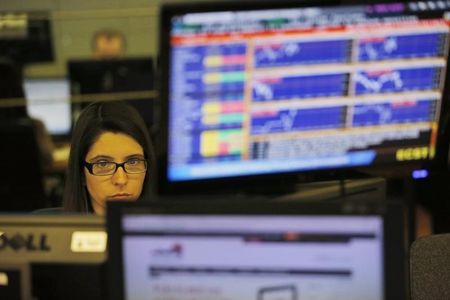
[{"x1": 63, "y1": 101, "x2": 155, "y2": 213}]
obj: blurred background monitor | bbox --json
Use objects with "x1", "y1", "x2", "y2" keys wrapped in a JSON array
[
  {"x1": 157, "y1": 0, "x2": 450, "y2": 194},
  {"x1": 23, "y1": 77, "x2": 71, "y2": 138},
  {"x1": 0, "y1": 11, "x2": 54, "y2": 64},
  {"x1": 68, "y1": 57, "x2": 156, "y2": 131}
]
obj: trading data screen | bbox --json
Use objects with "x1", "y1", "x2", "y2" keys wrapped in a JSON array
[{"x1": 166, "y1": 1, "x2": 450, "y2": 181}]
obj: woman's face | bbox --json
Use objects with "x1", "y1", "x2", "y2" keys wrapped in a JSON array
[{"x1": 84, "y1": 131, "x2": 146, "y2": 215}]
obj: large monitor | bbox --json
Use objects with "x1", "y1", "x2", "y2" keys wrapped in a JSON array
[
  {"x1": 0, "y1": 214, "x2": 107, "y2": 300},
  {"x1": 23, "y1": 78, "x2": 72, "y2": 137},
  {"x1": 158, "y1": 0, "x2": 450, "y2": 193},
  {"x1": 107, "y1": 200, "x2": 407, "y2": 300}
]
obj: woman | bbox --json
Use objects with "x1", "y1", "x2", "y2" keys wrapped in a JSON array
[{"x1": 63, "y1": 101, "x2": 155, "y2": 215}]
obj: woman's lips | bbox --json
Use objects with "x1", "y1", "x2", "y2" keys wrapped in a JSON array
[{"x1": 110, "y1": 193, "x2": 132, "y2": 199}]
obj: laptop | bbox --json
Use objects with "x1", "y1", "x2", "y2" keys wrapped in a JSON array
[{"x1": 107, "y1": 201, "x2": 406, "y2": 300}]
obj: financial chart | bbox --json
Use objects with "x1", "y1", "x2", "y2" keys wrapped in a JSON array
[{"x1": 167, "y1": 3, "x2": 449, "y2": 181}]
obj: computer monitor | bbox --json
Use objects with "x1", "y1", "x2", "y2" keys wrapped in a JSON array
[
  {"x1": 0, "y1": 11, "x2": 54, "y2": 64},
  {"x1": 68, "y1": 57, "x2": 156, "y2": 129},
  {"x1": 0, "y1": 214, "x2": 107, "y2": 300},
  {"x1": 107, "y1": 201, "x2": 407, "y2": 300},
  {"x1": 158, "y1": 0, "x2": 450, "y2": 193},
  {"x1": 23, "y1": 78, "x2": 71, "y2": 137}
]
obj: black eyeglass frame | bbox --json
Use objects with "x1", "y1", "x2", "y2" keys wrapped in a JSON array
[{"x1": 84, "y1": 159, "x2": 148, "y2": 176}]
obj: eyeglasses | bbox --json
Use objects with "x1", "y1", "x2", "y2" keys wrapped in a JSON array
[{"x1": 84, "y1": 158, "x2": 147, "y2": 176}]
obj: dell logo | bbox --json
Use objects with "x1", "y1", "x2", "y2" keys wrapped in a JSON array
[{"x1": 0, "y1": 233, "x2": 51, "y2": 251}]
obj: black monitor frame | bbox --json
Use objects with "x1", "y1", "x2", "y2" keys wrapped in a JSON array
[
  {"x1": 156, "y1": 0, "x2": 450, "y2": 195},
  {"x1": 0, "y1": 11, "x2": 54, "y2": 64}
]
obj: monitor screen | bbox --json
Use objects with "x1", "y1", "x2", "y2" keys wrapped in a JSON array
[
  {"x1": 107, "y1": 201, "x2": 407, "y2": 300},
  {"x1": 158, "y1": 0, "x2": 450, "y2": 191},
  {"x1": 23, "y1": 78, "x2": 71, "y2": 136},
  {"x1": 125, "y1": 215, "x2": 383, "y2": 300}
]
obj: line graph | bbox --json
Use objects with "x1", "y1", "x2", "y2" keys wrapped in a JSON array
[
  {"x1": 254, "y1": 39, "x2": 351, "y2": 68},
  {"x1": 358, "y1": 33, "x2": 445, "y2": 61},
  {"x1": 354, "y1": 71, "x2": 403, "y2": 93},
  {"x1": 354, "y1": 67, "x2": 440, "y2": 94},
  {"x1": 252, "y1": 73, "x2": 348, "y2": 101},
  {"x1": 352, "y1": 100, "x2": 435, "y2": 126},
  {"x1": 361, "y1": 37, "x2": 398, "y2": 61},
  {"x1": 251, "y1": 106, "x2": 344, "y2": 134}
]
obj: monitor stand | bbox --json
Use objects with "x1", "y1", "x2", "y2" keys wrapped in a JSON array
[
  {"x1": 155, "y1": 176, "x2": 386, "y2": 214},
  {"x1": 271, "y1": 176, "x2": 386, "y2": 213}
]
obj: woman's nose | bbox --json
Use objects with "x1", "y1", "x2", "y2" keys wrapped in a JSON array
[{"x1": 111, "y1": 166, "x2": 128, "y2": 185}]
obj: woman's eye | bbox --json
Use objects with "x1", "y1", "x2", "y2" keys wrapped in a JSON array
[
  {"x1": 96, "y1": 161, "x2": 111, "y2": 168},
  {"x1": 127, "y1": 159, "x2": 139, "y2": 165}
]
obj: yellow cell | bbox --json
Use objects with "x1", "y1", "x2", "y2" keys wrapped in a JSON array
[
  {"x1": 204, "y1": 56, "x2": 222, "y2": 67},
  {"x1": 201, "y1": 131, "x2": 219, "y2": 157},
  {"x1": 202, "y1": 102, "x2": 220, "y2": 114},
  {"x1": 203, "y1": 73, "x2": 221, "y2": 84},
  {"x1": 202, "y1": 114, "x2": 220, "y2": 125}
]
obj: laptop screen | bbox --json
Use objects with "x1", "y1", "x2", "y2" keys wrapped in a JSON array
[{"x1": 108, "y1": 203, "x2": 390, "y2": 300}]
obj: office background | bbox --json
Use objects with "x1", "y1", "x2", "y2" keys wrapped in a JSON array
[
  {"x1": 3, "y1": 1, "x2": 450, "y2": 298},
  {"x1": 0, "y1": 0, "x2": 164, "y2": 77}
]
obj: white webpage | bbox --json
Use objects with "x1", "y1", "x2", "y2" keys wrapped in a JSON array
[{"x1": 121, "y1": 215, "x2": 383, "y2": 300}]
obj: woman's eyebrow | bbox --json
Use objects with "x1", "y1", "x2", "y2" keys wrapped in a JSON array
[
  {"x1": 87, "y1": 155, "x2": 114, "y2": 161},
  {"x1": 125, "y1": 154, "x2": 145, "y2": 159}
]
